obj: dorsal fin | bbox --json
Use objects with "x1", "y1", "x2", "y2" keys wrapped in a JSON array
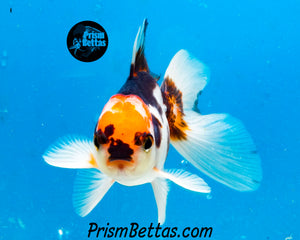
[{"x1": 130, "y1": 19, "x2": 149, "y2": 78}]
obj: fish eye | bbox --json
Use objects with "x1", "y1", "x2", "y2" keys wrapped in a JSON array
[
  {"x1": 144, "y1": 135, "x2": 153, "y2": 152},
  {"x1": 134, "y1": 132, "x2": 154, "y2": 152}
]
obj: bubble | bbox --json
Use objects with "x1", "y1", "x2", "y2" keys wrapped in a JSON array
[
  {"x1": 58, "y1": 228, "x2": 64, "y2": 240},
  {"x1": 1, "y1": 50, "x2": 7, "y2": 67},
  {"x1": 58, "y1": 229, "x2": 63, "y2": 235},
  {"x1": 58, "y1": 227, "x2": 70, "y2": 240},
  {"x1": 1, "y1": 59, "x2": 7, "y2": 67},
  {"x1": 206, "y1": 194, "x2": 212, "y2": 200},
  {"x1": 17, "y1": 218, "x2": 25, "y2": 229},
  {"x1": 181, "y1": 159, "x2": 188, "y2": 167},
  {"x1": 285, "y1": 235, "x2": 293, "y2": 240}
]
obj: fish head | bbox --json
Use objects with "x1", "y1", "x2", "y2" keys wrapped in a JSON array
[{"x1": 93, "y1": 94, "x2": 157, "y2": 182}]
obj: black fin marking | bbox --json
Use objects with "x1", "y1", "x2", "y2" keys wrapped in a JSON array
[
  {"x1": 150, "y1": 71, "x2": 160, "y2": 81},
  {"x1": 161, "y1": 77, "x2": 189, "y2": 141},
  {"x1": 130, "y1": 19, "x2": 149, "y2": 78}
]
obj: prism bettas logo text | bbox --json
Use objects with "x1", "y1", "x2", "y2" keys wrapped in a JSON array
[
  {"x1": 82, "y1": 31, "x2": 106, "y2": 47},
  {"x1": 67, "y1": 21, "x2": 108, "y2": 62}
]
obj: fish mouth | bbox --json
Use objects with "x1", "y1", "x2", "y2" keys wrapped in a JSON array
[
  {"x1": 108, "y1": 157, "x2": 132, "y2": 162},
  {"x1": 107, "y1": 157, "x2": 135, "y2": 171}
]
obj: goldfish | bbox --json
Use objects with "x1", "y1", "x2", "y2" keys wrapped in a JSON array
[{"x1": 43, "y1": 19, "x2": 262, "y2": 224}]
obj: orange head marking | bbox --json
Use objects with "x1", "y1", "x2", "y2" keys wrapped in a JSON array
[{"x1": 94, "y1": 94, "x2": 153, "y2": 169}]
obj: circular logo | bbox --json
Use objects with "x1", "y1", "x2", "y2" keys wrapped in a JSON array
[{"x1": 67, "y1": 21, "x2": 108, "y2": 62}]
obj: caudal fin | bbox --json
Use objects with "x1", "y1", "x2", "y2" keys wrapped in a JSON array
[
  {"x1": 163, "y1": 50, "x2": 209, "y2": 112},
  {"x1": 171, "y1": 111, "x2": 262, "y2": 191},
  {"x1": 161, "y1": 50, "x2": 262, "y2": 191}
]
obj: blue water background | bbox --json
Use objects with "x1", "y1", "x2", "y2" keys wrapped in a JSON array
[{"x1": 0, "y1": 0, "x2": 299, "y2": 239}]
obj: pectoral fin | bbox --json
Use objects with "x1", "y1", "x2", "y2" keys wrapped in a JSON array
[{"x1": 43, "y1": 137, "x2": 98, "y2": 169}]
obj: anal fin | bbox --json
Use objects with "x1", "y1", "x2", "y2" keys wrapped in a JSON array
[
  {"x1": 152, "y1": 178, "x2": 169, "y2": 224},
  {"x1": 155, "y1": 168, "x2": 210, "y2": 193},
  {"x1": 73, "y1": 169, "x2": 114, "y2": 217}
]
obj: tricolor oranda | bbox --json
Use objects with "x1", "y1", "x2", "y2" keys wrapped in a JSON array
[{"x1": 43, "y1": 19, "x2": 262, "y2": 224}]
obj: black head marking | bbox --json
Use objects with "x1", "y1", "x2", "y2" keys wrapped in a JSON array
[
  {"x1": 94, "y1": 124, "x2": 115, "y2": 149},
  {"x1": 134, "y1": 132, "x2": 148, "y2": 146},
  {"x1": 108, "y1": 139, "x2": 134, "y2": 160},
  {"x1": 104, "y1": 124, "x2": 115, "y2": 138},
  {"x1": 94, "y1": 129, "x2": 108, "y2": 148}
]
